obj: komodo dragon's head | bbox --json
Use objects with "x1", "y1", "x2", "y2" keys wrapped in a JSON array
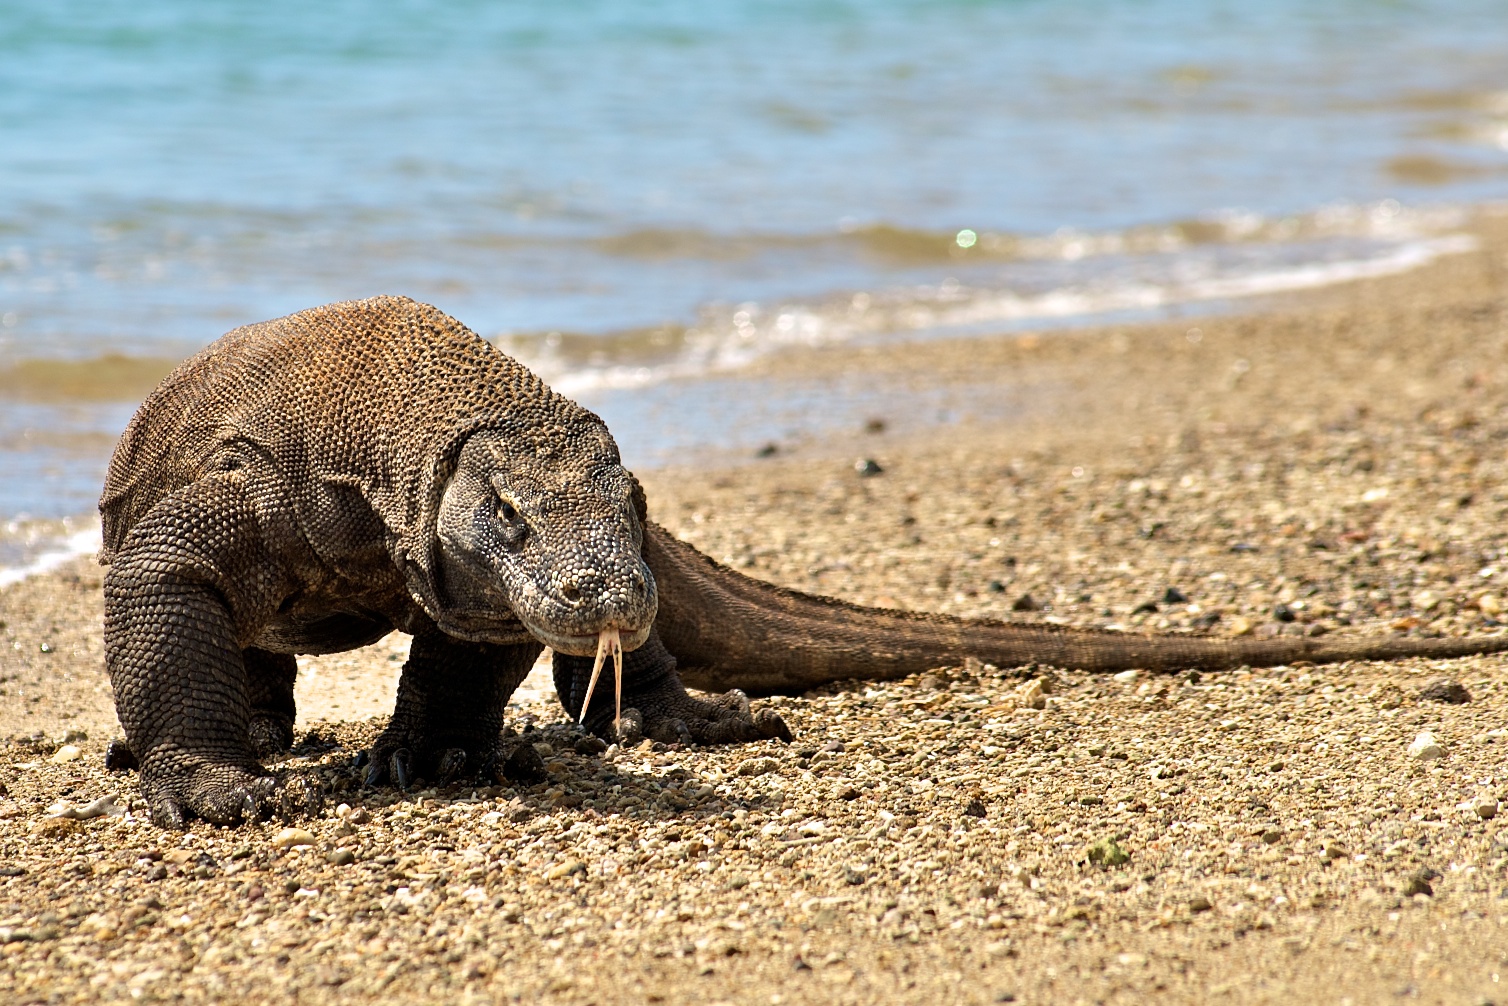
[{"x1": 432, "y1": 427, "x2": 656, "y2": 658}]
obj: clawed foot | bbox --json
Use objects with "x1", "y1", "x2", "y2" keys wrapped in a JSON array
[
  {"x1": 140, "y1": 756, "x2": 321, "y2": 830},
  {"x1": 360, "y1": 738, "x2": 545, "y2": 790},
  {"x1": 586, "y1": 686, "x2": 791, "y2": 747}
]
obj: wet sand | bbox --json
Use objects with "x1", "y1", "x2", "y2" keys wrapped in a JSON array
[{"x1": 2, "y1": 207, "x2": 1508, "y2": 1004}]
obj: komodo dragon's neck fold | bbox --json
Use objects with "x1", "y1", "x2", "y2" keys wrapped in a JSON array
[{"x1": 642, "y1": 523, "x2": 1508, "y2": 696}]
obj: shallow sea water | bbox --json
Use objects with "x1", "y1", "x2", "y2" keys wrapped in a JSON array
[{"x1": 1, "y1": 0, "x2": 1507, "y2": 546}]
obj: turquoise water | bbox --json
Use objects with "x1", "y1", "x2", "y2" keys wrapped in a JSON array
[{"x1": 2, "y1": 0, "x2": 1508, "y2": 524}]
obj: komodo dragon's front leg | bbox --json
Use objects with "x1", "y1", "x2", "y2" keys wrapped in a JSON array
[
  {"x1": 104, "y1": 475, "x2": 317, "y2": 828},
  {"x1": 362, "y1": 630, "x2": 542, "y2": 788}
]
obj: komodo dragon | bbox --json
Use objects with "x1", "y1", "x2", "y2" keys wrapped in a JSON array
[{"x1": 100, "y1": 295, "x2": 1508, "y2": 828}]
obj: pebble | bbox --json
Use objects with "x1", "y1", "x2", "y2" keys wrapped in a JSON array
[
  {"x1": 1412, "y1": 590, "x2": 1441, "y2": 612},
  {"x1": 1112, "y1": 670, "x2": 1138, "y2": 684},
  {"x1": 1474, "y1": 797, "x2": 1499, "y2": 820},
  {"x1": 1085, "y1": 838, "x2": 1130, "y2": 867},
  {"x1": 1477, "y1": 592, "x2": 1502, "y2": 615},
  {"x1": 271, "y1": 828, "x2": 317, "y2": 849},
  {"x1": 48, "y1": 745, "x2": 82, "y2": 764},
  {"x1": 1017, "y1": 678, "x2": 1047, "y2": 710},
  {"x1": 853, "y1": 458, "x2": 884, "y2": 477},
  {"x1": 1417, "y1": 678, "x2": 1471, "y2": 704},
  {"x1": 1407, "y1": 732, "x2": 1444, "y2": 761},
  {"x1": 1228, "y1": 616, "x2": 1254, "y2": 636},
  {"x1": 737, "y1": 757, "x2": 779, "y2": 777},
  {"x1": 545, "y1": 860, "x2": 585, "y2": 880},
  {"x1": 326, "y1": 848, "x2": 356, "y2": 866}
]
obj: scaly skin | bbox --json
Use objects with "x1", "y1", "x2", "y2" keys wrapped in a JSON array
[{"x1": 99, "y1": 296, "x2": 1508, "y2": 828}]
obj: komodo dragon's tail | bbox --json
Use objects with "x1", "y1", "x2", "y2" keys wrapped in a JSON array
[{"x1": 643, "y1": 522, "x2": 1508, "y2": 695}]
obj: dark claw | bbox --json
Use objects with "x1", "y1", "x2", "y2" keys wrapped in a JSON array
[
  {"x1": 436, "y1": 747, "x2": 468, "y2": 784},
  {"x1": 478, "y1": 749, "x2": 502, "y2": 784},
  {"x1": 363, "y1": 756, "x2": 387, "y2": 789},
  {"x1": 352, "y1": 750, "x2": 371, "y2": 770},
  {"x1": 391, "y1": 749, "x2": 414, "y2": 791},
  {"x1": 611, "y1": 708, "x2": 644, "y2": 747},
  {"x1": 754, "y1": 709, "x2": 793, "y2": 743},
  {"x1": 151, "y1": 795, "x2": 186, "y2": 831},
  {"x1": 105, "y1": 739, "x2": 139, "y2": 772}
]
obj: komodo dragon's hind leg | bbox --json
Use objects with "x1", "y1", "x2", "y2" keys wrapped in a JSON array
[
  {"x1": 245, "y1": 648, "x2": 298, "y2": 756},
  {"x1": 362, "y1": 630, "x2": 541, "y2": 789},
  {"x1": 553, "y1": 628, "x2": 791, "y2": 746},
  {"x1": 104, "y1": 475, "x2": 318, "y2": 829}
]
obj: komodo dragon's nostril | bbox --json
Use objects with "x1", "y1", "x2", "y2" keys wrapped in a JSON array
[{"x1": 561, "y1": 582, "x2": 583, "y2": 604}]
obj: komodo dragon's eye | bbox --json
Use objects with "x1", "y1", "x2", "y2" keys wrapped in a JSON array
[{"x1": 497, "y1": 499, "x2": 520, "y2": 523}]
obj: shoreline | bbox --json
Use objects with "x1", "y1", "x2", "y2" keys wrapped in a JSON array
[{"x1": 2, "y1": 205, "x2": 1508, "y2": 1003}]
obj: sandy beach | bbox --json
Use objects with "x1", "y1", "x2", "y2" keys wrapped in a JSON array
[{"x1": 3, "y1": 207, "x2": 1508, "y2": 1004}]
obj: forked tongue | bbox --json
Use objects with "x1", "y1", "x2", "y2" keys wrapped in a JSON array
[{"x1": 577, "y1": 627, "x2": 624, "y2": 732}]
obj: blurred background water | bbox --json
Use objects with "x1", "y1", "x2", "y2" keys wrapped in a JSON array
[{"x1": 2, "y1": 0, "x2": 1507, "y2": 543}]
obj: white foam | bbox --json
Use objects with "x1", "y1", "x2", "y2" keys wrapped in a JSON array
[
  {"x1": 534, "y1": 233, "x2": 1479, "y2": 397},
  {"x1": 0, "y1": 525, "x2": 102, "y2": 589}
]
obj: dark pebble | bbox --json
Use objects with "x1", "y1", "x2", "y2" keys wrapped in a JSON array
[
  {"x1": 145, "y1": 865, "x2": 167, "y2": 882},
  {"x1": 1402, "y1": 871, "x2": 1435, "y2": 897},
  {"x1": 574, "y1": 735, "x2": 609, "y2": 756},
  {"x1": 502, "y1": 742, "x2": 548, "y2": 785},
  {"x1": 0, "y1": 866, "x2": 25, "y2": 877},
  {"x1": 963, "y1": 799, "x2": 988, "y2": 818},
  {"x1": 986, "y1": 580, "x2": 1006, "y2": 593},
  {"x1": 1131, "y1": 601, "x2": 1158, "y2": 615},
  {"x1": 1417, "y1": 678, "x2": 1471, "y2": 704},
  {"x1": 1229, "y1": 543, "x2": 1259, "y2": 553},
  {"x1": 283, "y1": 879, "x2": 302, "y2": 895},
  {"x1": 1011, "y1": 594, "x2": 1040, "y2": 612},
  {"x1": 864, "y1": 418, "x2": 887, "y2": 434},
  {"x1": 1273, "y1": 604, "x2": 1297, "y2": 622},
  {"x1": 246, "y1": 885, "x2": 265, "y2": 901},
  {"x1": 1192, "y1": 611, "x2": 1222, "y2": 628},
  {"x1": 854, "y1": 458, "x2": 884, "y2": 477},
  {"x1": 1162, "y1": 587, "x2": 1188, "y2": 604},
  {"x1": 755, "y1": 443, "x2": 779, "y2": 458}
]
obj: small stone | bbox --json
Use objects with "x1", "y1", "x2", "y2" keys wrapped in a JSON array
[
  {"x1": 1272, "y1": 604, "x2": 1296, "y2": 623},
  {"x1": 502, "y1": 743, "x2": 548, "y2": 785},
  {"x1": 31, "y1": 817, "x2": 78, "y2": 838},
  {"x1": 1402, "y1": 870, "x2": 1435, "y2": 897},
  {"x1": 854, "y1": 458, "x2": 884, "y2": 477},
  {"x1": 1085, "y1": 837, "x2": 1131, "y2": 868},
  {"x1": 1321, "y1": 842, "x2": 1348, "y2": 861},
  {"x1": 1477, "y1": 593, "x2": 1502, "y2": 615},
  {"x1": 963, "y1": 799, "x2": 987, "y2": 818},
  {"x1": 1228, "y1": 616, "x2": 1254, "y2": 637},
  {"x1": 1162, "y1": 587, "x2": 1188, "y2": 604},
  {"x1": 1018, "y1": 678, "x2": 1047, "y2": 710},
  {"x1": 326, "y1": 848, "x2": 356, "y2": 866},
  {"x1": 49, "y1": 745, "x2": 82, "y2": 764},
  {"x1": 1474, "y1": 797, "x2": 1499, "y2": 820},
  {"x1": 574, "y1": 734, "x2": 608, "y2": 756},
  {"x1": 1418, "y1": 678, "x2": 1471, "y2": 704},
  {"x1": 1112, "y1": 669, "x2": 1139, "y2": 684},
  {"x1": 1261, "y1": 829, "x2": 1283, "y2": 845},
  {"x1": 271, "y1": 828, "x2": 316, "y2": 849},
  {"x1": 1011, "y1": 593, "x2": 1040, "y2": 612},
  {"x1": 545, "y1": 860, "x2": 585, "y2": 880},
  {"x1": 347, "y1": 807, "x2": 371, "y2": 825},
  {"x1": 737, "y1": 757, "x2": 779, "y2": 778},
  {"x1": 1407, "y1": 732, "x2": 1444, "y2": 761},
  {"x1": 1188, "y1": 896, "x2": 1213, "y2": 913},
  {"x1": 1412, "y1": 590, "x2": 1441, "y2": 612}
]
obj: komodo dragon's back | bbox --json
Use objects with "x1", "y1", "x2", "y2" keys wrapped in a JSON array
[{"x1": 100, "y1": 295, "x2": 586, "y2": 566}]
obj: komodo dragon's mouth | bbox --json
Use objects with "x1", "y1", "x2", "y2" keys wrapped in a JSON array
[{"x1": 530, "y1": 621, "x2": 651, "y2": 659}]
